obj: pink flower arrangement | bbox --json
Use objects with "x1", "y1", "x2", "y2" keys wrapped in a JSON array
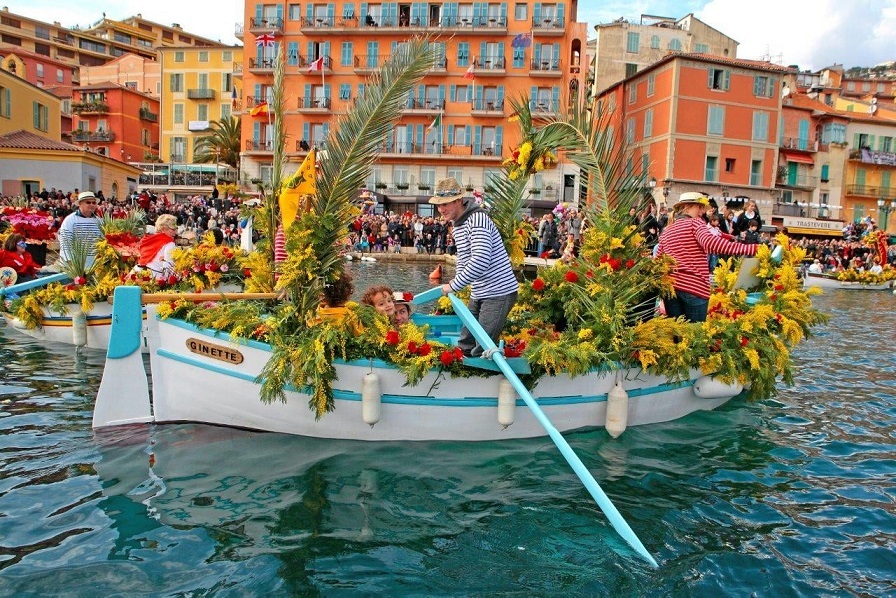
[{"x1": 1, "y1": 207, "x2": 56, "y2": 243}]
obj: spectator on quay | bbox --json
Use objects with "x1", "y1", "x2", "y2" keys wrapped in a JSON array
[{"x1": 431, "y1": 177, "x2": 518, "y2": 357}]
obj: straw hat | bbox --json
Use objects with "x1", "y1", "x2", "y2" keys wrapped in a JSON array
[
  {"x1": 77, "y1": 191, "x2": 97, "y2": 203},
  {"x1": 428, "y1": 177, "x2": 465, "y2": 205},
  {"x1": 675, "y1": 192, "x2": 710, "y2": 208}
]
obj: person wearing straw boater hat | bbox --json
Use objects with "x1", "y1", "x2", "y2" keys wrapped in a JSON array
[
  {"x1": 655, "y1": 192, "x2": 758, "y2": 323},
  {"x1": 57, "y1": 191, "x2": 104, "y2": 267},
  {"x1": 429, "y1": 177, "x2": 518, "y2": 357}
]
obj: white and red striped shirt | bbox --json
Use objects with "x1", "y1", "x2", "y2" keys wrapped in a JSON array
[{"x1": 656, "y1": 216, "x2": 757, "y2": 298}]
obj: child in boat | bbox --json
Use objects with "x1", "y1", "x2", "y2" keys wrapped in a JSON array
[
  {"x1": 361, "y1": 285, "x2": 396, "y2": 320},
  {"x1": 317, "y1": 272, "x2": 355, "y2": 322}
]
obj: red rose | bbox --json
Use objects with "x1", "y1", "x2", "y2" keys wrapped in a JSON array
[
  {"x1": 625, "y1": 259, "x2": 636, "y2": 269},
  {"x1": 385, "y1": 330, "x2": 400, "y2": 345},
  {"x1": 243, "y1": 268, "x2": 252, "y2": 277},
  {"x1": 418, "y1": 343, "x2": 432, "y2": 356},
  {"x1": 740, "y1": 337, "x2": 749, "y2": 347},
  {"x1": 608, "y1": 258, "x2": 622, "y2": 271},
  {"x1": 439, "y1": 351, "x2": 455, "y2": 367},
  {"x1": 565, "y1": 270, "x2": 579, "y2": 283},
  {"x1": 407, "y1": 341, "x2": 418, "y2": 354},
  {"x1": 532, "y1": 278, "x2": 545, "y2": 291},
  {"x1": 453, "y1": 347, "x2": 463, "y2": 359}
]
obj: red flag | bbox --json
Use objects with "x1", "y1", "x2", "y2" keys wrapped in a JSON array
[
  {"x1": 878, "y1": 232, "x2": 889, "y2": 265},
  {"x1": 462, "y1": 61, "x2": 475, "y2": 81},
  {"x1": 308, "y1": 56, "x2": 324, "y2": 72}
]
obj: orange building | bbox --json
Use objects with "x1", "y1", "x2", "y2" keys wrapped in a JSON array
[
  {"x1": 71, "y1": 83, "x2": 160, "y2": 164},
  {"x1": 597, "y1": 53, "x2": 788, "y2": 212},
  {"x1": 238, "y1": 1, "x2": 588, "y2": 213}
]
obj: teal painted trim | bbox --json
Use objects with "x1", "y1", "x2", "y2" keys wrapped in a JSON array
[
  {"x1": 107, "y1": 287, "x2": 143, "y2": 359},
  {"x1": 0, "y1": 272, "x2": 69, "y2": 297},
  {"x1": 161, "y1": 316, "x2": 273, "y2": 352},
  {"x1": 158, "y1": 348, "x2": 260, "y2": 383}
]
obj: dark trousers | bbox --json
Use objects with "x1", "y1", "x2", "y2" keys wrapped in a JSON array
[
  {"x1": 664, "y1": 290, "x2": 708, "y2": 323},
  {"x1": 456, "y1": 292, "x2": 518, "y2": 357}
]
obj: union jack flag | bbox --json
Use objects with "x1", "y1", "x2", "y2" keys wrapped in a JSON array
[{"x1": 255, "y1": 33, "x2": 276, "y2": 47}]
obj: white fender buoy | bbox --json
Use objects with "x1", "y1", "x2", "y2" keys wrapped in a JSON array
[
  {"x1": 361, "y1": 256, "x2": 377, "y2": 262},
  {"x1": 605, "y1": 382, "x2": 629, "y2": 438},
  {"x1": 693, "y1": 376, "x2": 744, "y2": 399},
  {"x1": 344, "y1": 254, "x2": 354, "y2": 261},
  {"x1": 72, "y1": 309, "x2": 87, "y2": 347},
  {"x1": 361, "y1": 372, "x2": 381, "y2": 426},
  {"x1": 497, "y1": 379, "x2": 517, "y2": 428}
]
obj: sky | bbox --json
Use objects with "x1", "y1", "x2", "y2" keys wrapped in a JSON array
[{"x1": 10, "y1": 0, "x2": 896, "y2": 72}]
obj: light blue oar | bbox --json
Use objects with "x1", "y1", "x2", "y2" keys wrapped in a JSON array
[
  {"x1": 0, "y1": 272, "x2": 69, "y2": 297},
  {"x1": 413, "y1": 287, "x2": 658, "y2": 567}
]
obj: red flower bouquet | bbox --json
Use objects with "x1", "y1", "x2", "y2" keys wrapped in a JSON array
[{"x1": 1, "y1": 207, "x2": 56, "y2": 243}]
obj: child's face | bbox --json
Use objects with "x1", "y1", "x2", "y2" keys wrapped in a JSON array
[
  {"x1": 372, "y1": 292, "x2": 395, "y2": 316},
  {"x1": 394, "y1": 303, "x2": 410, "y2": 325}
]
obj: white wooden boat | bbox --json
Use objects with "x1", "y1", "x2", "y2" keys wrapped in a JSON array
[
  {"x1": 804, "y1": 272, "x2": 893, "y2": 290},
  {"x1": 93, "y1": 287, "x2": 744, "y2": 442}
]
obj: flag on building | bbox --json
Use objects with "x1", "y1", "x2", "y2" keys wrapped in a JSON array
[
  {"x1": 231, "y1": 86, "x2": 238, "y2": 109},
  {"x1": 255, "y1": 33, "x2": 276, "y2": 47},
  {"x1": 308, "y1": 56, "x2": 324, "y2": 72},
  {"x1": 249, "y1": 102, "x2": 268, "y2": 117},
  {"x1": 511, "y1": 32, "x2": 532, "y2": 48},
  {"x1": 280, "y1": 148, "x2": 317, "y2": 230},
  {"x1": 462, "y1": 59, "x2": 475, "y2": 81},
  {"x1": 427, "y1": 113, "x2": 441, "y2": 131}
]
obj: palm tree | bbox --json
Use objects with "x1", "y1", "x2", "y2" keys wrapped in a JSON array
[{"x1": 193, "y1": 116, "x2": 241, "y2": 169}]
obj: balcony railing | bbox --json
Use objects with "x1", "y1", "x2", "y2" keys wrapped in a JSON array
[
  {"x1": 474, "y1": 57, "x2": 506, "y2": 70},
  {"x1": 248, "y1": 16, "x2": 283, "y2": 33},
  {"x1": 295, "y1": 140, "x2": 326, "y2": 152},
  {"x1": 530, "y1": 100, "x2": 560, "y2": 114},
  {"x1": 404, "y1": 98, "x2": 445, "y2": 111},
  {"x1": 777, "y1": 173, "x2": 819, "y2": 188},
  {"x1": 849, "y1": 148, "x2": 896, "y2": 165},
  {"x1": 846, "y1": 184, "x2": 896, "y2": 197},
  {"x1": 379, "y1": 142, "x2": 502, "y2": 157},
  {"x1": 245, "y1": 139, "x2": 273, "y2": 152},
  {"x1": 532, "y1": 16, "x2": 566, "y2": 30},
  {"x1": 248, "y1": 57, "x2": 275, "y2": 71},
  {"x1": 471, "y1": 98, "x2": 504, "y2": 112},
  {"x1": 780, "y1": 137, "x2": 818, "y2": 151},
  {"x1": 187, "y1": 89, "x2": 216, "y2": 100},
  {"x1": 139, "y1": 108, "x2": 158, "y2": 122},
  {"x1": 529, "y1": 58, "x2": 562, "y2": 73},
  {"x1": 297, "y1": 96, "x2": 332, "y2": 109},
  {"x1": 295, "y1": 55, "x2": 333, "y2": 70},
  {"x1": 71, "y1": 130, "x2": 115, "y2": 142},
  {"x1": 72, "y1": 101, "x2": 109, "y2": 114},
  {"x1": 354, "y1": 55, "x2": 388, "y2": 71}
]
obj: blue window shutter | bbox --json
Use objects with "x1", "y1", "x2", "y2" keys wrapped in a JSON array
[
  {"x1": 552, "y1": 86, "x2": 560, "y2": 108},
  {"x1": 255, "y1": 5, "x2": 262, "y2": 19},
  {"x1": 557, "y1": 4, "x2": 564, "y2": 23},
  {"x1": 534, "y1": 44, "x2": 541, "y2": 62},
  {"x1": 533, "y1": 3, "x2": 542, "y2": 21},
  {"x1": 495, "y1": 126, "x2": 503, "y2": 153},
  {"x1": 277, "y1": 4, "x2": 283, "y2": 18},
  {"x1": 323, "y1": 123, "x2": 330, "y2": 139},
  {"x1": 360, "y1": 3, "x2": 368, "y2": 20},
  {"x1": 450, "y1": 84, "x2": 456, "y2": 100},
  {"x1": 530, "y1": 86, "x2": 538, "y2": 110},
  {"x1": 253, "y1": 121, "x2": 260, "y2": 140},
  {"x1": 304, "y1": 84, "x2": 312, "y2": 106},
  {"x1": 498, "y1": 43, "x2": 504, "y2": 60},
  {"x1": 306, "y1": 4, "x2": 314, "y2": 21},
  {"x1": 465, "y1": 125, "x2": 471, "y2": 145},
  {"x1": 480, "y1": 42, "x2": 487, "y2": 61},
  {"x1": 553, "y1": 43, "x2": 560, "y2": 64},
  {"x1": 324, "y1": 85, "x2": 331, "y2": 99},
  {"x1": 439, "y1": 84, "x2": 446, "y2": 101},
  {"x1": 448, "y1": 124, "x2": 455, "y2": 143},
  {"x1": 418, "y1": 84, "x2": 425, "y2": 100},
  {"x1": 474, "y1": 125, "x2": 482, "y2": 153},
  {"x1": 853, "y1": 133, "x2": 859, "y2": 148},
  {"x1": 328, "y1": 3, "x2": 335, "y2": 19},
  {"x1": 303, "y1": 123, "x2": 309, "y2": 141},
  {"x1": 497, "y1": 85, "x2": 505, "y2": 103},
  {"x1": 821, "y1": 163, "x2": 829, "y2": 180},
  {"x1": 475, "y1": 85, "x2": 482, "y2": 102}
]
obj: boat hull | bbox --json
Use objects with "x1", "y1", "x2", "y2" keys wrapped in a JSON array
[
  {"x1": 119, "y1": 309, "x2": 736, "y2": 441},
  {"x1": 1, "y1": 303, "x2": 135, "y2": 351},
  {"x1": 804, "y1": 273, "x2": 892, "y2": 290}
]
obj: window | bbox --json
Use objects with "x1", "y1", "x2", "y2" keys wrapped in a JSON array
[
  {"x1": 288, "y1": 4, "x2": 301, "y2": 20},
  {"x1": 339, "y1": 83, "x2": 351, "y2": 100},
  {"x1": 174, "y1": 103, "x2": 184, "y2": 124},
  {"x1": 341, "y1": 42, "x2": 353, "y2": 66},
  {"x1": 222, "y1": 72, "x2": 232, "y2": 92},
  {"x1": 705, "y1": 156, "x2": 718, "y2": 182},
  {"x1": 198, "y1": 51, "x2": 208, "y2": 62},
  {"x1": 457, "y1": 42, "x2": 470, "y2": 67},
  {"x1": 752, "y1": 111, "x2": 769, "y2": 141},
  {"x1": 750, "y1": 160, "x2": 762, "y2": 186},
  {"x1": 56, "y1": 68, "x2": 64, "y2": 83},
  {"x1": 36, "y1": 64, "x2": 43, "y2": 78},
  {"x1": 708, "y1": 68, "x2": 730, "y2": 91},
  {"x1": 647, "y1": 74, "x2": 655, "y2": 96},
  {"x1": 169, "y1": 73, "x2": 183, "y2": 92},
  {"x1": 447, "y1": 167, "x2": 464, "y2": 183},
  {"x1": 197, "y1": 104, "x2": 208, "y2": 121},
  {"x1": 708, "y1": 105, "x2": 725, "y2": 136},
  {"x1": 820, "y1": 163, "x2": 830, "y2": 182},
  {"x1": 221, "y1": 104, "x2": 231, "y2": 119},
  {"x1": 880, "y1": 136, "x2": 893, "y2": 152},
  {"x1": 862, "y1": 81, "x2": 870, "y2": 91},
  {"x1": 650, "y1": 35, "x2": 659, "y2": 49},
  {"x1": 420, "y1": 168, "x2": 436, "y2": 188},
  {"x1": 626, "y1": 32, "x2": 639, "y2": 53},
  {"x1": 198, "y1": 73, "x2": 208, "y2": 89},
  {"x1": 668, "y1": 38, "x2": 682, "y2": 51},
  {"x1": 695, "y1": 43, "x2": 709, "y2": 53},
  {"x1": 1, "y1": 87, "x2": 12, "y2": 118},
  {"x1": 174, "y1": 51, "x2": 184, "y2": 62},
  {"x1": 626, "y1": 117, "x2": 635, "y2": 143},
  {"x1": 625, "y1": 63, "x2": 637, "y2": 78},
  {"x1": 513, "y1": 46, "x2": 525, "y2": 68},
  {"x1": 32, "y1": 101, "x2": 49, "y2": 131},
  {"x1": 223, "y1": 51, "x2": 232, "y2": 62},
  {"x1": 514, "y1": 4, "x2": 527, "y2": 20},
  {"x1": 628, "y1": 83, "x2": 637, "y2": 104},
  {"x1": 453, "y1": 85, "x2": 471, "y2": 102},
  {"x1": 725, "y1": 158, "x2": 736, "y2": 173},
  {"x1": 643, "y1": 108, "x2": 653, "y2": 138},
  {"x1": 753, "y1": 75, "x2": 774, "y2": 98},
  {"x1": 821, "y1": 123, "x2": 846, "y2": 144}
]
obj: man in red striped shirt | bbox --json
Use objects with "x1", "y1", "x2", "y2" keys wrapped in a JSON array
[{"x1": 656, "y1": 192, "x2": 758, "y2": 322}]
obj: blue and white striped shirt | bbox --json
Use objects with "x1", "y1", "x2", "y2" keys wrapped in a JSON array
[
  {"x1": 449, "y1": 207, "x2": 518, "y2": 300},
  {"x1": 58, "y1": 211, "x2": 103, "y2": 264}
]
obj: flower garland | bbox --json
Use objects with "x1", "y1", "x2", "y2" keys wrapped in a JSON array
[{"x1": 171, "y1": 232, "x2": 242, "y2": 291}]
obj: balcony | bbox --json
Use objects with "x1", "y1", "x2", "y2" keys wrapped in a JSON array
[
  {"x1": 780, "y1": 137, "x2": 818, "y2": 151},
  {"x1": 248, "y1": 57, "x2": 275, "y2": 73},
  {"x1": 296, "y1": 55, "x2": 333, "y2": 73},
  {"x1": 297, "y1": 96, "x2": 332, "y2": 111},
  {"x1": 473, "y1": 57, "x2": 506, "y2": 76},
  {"x1": 403, "y1": 98, "x2": 445, "y2": 112},
  {"x1": 777, "y1": 173, "x2": 819, "y2": 188},
  {"x1": 245, "y1": 139, "x2": 273, "y2": 153},
  {"x1": 528, "y1": 58, "x2": 562, "y2": 77},
  {"x1": 233, "y1": 62, "x2": 243, "y2": 76},
  {"x1": 849, "y1": 148, "x2": 896, "y2": 165},
  {"x1": 72, "y1": 130, "x2": 115, "y2": 142},
  {"x1": 72, "y1": 101, "x2": 109, "y2": 114},
  {"x1": 187, "y1": 89, "x2": 216, "y2": 100},
  {"x1": 531, "y1": 16, "x2": 565, "y2": 36},
  {"x1": 530, "y1": 100, "x2": 561, "y2": 116},
  {"x1": 139, "y1": 108, "x2": 158, "y2": 122},
  {"x1": 354, "y1": 54, "x2": 388, "y2": 73},
  {"x1": 471, "y1": 98, "x2": 504, "y2": 114},
  {"x1": 247, "y1": 16, "x2": 283, "y2": 34},
  {"x1": 846, "y1": 184, "x2": 895, "y2": 197},
  {"x1": 379, "y1": 142, "x2": 503, "y2": 158}
]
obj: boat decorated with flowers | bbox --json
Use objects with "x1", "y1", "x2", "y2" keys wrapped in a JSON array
[
  {"x1": 804, "y1": 270, "x2": 894, "y2": 290},
  {"x1": 1, "y1": 210, "x2": 250, "y2": 350}
]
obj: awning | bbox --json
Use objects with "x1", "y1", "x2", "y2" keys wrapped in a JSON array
[
  {"x1": 780, "y1": 151, "x2": 814, "y2": 165},
  {"x1": 784, "y1": 226, "x2": 842, "y2": 237}
]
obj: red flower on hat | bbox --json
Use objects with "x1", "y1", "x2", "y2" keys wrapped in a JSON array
[{"x1": 402, "y1": 292, "x2": 413, "y2": 302}]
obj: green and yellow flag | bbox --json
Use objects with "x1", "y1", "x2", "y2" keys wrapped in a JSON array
[{"x1": 279, "y1": 148, "x2": 316, "y2": 230}]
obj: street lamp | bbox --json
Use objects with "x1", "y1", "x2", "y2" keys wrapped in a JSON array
[
  {"x1": 877, "y1": 198, "x2": 896, "y2": 230},
  {"x1": 662, "y1": 179, "x2": 671, "y2": 204}
]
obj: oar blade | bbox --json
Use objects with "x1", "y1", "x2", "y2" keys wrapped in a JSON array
[{"x1": 412, "y1": 286, "x2": 443, "y2": 305}]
